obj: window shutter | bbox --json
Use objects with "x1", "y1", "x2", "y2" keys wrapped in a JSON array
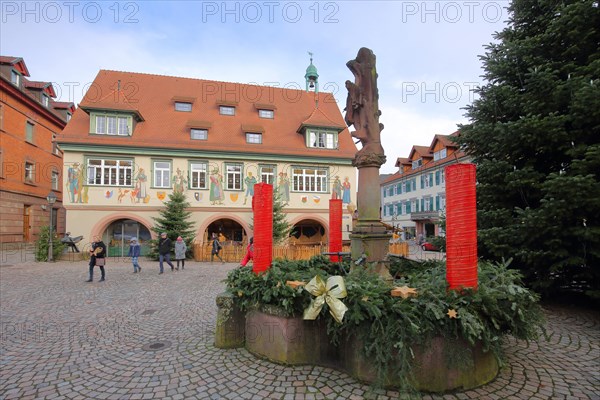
[
  {"x1": 421, "y1": 198, "x2": 424, "y2": 211},
  {"x1": 420, "y1": 175, "x2": 424, "y2": 189},
  {"x1": 435, "y1": 171, "x2": 440, "y2": 185},
  {"x1": 436, "y1": 195, "x2": 440, "y2": 210},
  {"x1": 430, "y1": 173, "x2": 434, "y2": 186}
]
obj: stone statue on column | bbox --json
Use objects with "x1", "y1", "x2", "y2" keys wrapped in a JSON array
[{"x1": 344, "y1": 47, "x2": 391, "y2": 280}]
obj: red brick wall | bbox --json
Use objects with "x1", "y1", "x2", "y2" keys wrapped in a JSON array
[{"x1": 1, "y1": 81, "x2": 66, "y2": 243}]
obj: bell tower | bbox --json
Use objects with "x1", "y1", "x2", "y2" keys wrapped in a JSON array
[{"x1": 305, "y1": 52, "x2": 319, "y2": 93}]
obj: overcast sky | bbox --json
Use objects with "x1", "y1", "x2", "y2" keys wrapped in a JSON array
[{"x1": 1, "y1": 1, "x2": 509, "y2": 173}]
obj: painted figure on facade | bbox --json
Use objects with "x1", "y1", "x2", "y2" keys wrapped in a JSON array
[
  {"x1": 209, "y1": 167, "x2": 225, "y2": 205},
  {"x1": 342, "y1": 176, "x2": 351, "y2": 204},
  {"x1": 135, "y1": 168, "x2": 147, "y2": 203},
  {"x1": 172, "y1": 168, "x2": 187, "y2": 194},
  {"x1": 67, "y1": 162, "x2": 81, "y2": 203},
  {"x1": 243, "y1": 172, "x2": 257, "y2": 205},
  {"x1": 277, "y1": 172, "x2": 290, "y2": 202},
  {"x1": 332, "y1": 176, "x2": 342, "y2": 199}
]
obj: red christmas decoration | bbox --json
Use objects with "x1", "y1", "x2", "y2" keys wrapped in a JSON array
[
  {"x1": 445, "y1": 163, "x2": 478, "y2": 290},
  {"x1": 252, "y1": 183, "x2": 273, "y2": 274},
  {"x1": 329, "y1": 199, "x2": 343, "y2": 262}
]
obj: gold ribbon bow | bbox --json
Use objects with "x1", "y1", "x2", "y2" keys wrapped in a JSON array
[{"x1": 303, "y1": 275, "x2": 348, "y2": 324}]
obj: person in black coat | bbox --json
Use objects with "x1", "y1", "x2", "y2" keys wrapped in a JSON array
[
  {"x1": 86, "y1": 235, "x2": 106, "y2": 282},
  {"x1": 210, "y1": 233, "x2": 224, "y2": 263},
  {"x1": 158, "y1": 232, "x2": 175, "y2": 274}
]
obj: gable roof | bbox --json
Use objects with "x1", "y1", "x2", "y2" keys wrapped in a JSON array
[
  {"x1": 408, "y1": 145, "x2": 432, "y2": 161},
  {"x1": 430, "y1": 132, "x2": 459, "y2": 151},
  {"x1": 59, "y1": 70, "x2": 356, "y2": 160},
  {"x1": 0, "y1": 56, "x2": 30, "y2": 76}
]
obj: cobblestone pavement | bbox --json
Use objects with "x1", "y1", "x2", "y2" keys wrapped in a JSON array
[{"x1": 1, "y1": 258, "x2": 598, "y2": 400}]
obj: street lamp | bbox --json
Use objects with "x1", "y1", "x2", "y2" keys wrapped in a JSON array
[{"x1": 46, "y1": 191, "x2": 57, "y2": 262}]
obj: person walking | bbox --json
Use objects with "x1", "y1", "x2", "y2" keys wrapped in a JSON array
[
  {"x1": 86, "y1": 235, "x2": 106, "y2": 282},
  {"x1": 174, "y1": 236, "x2": 187, "y2": 270},
  {"x1": 240, "y1": 237, "x2": 254, "y2": 267},
  {"x1": 128, "y1": 237, "x2": 142, "y2": 273},
  {"x1": 210, "y1": 233, "x2": 224, "y2": 263},
  {"x1": 158, "y1": 232, "x2": 175, "y2": 274}
]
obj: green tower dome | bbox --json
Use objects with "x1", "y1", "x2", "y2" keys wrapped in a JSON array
[{"x1": 305, "y1": 52, "x2": 319, "y2": 93}]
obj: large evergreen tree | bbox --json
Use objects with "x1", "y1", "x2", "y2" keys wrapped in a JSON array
[
  {"x1": 149, "y1": 191, "x2": 196, "y2": 259},
  {"x1": 457, "y1": 0, "x2": 600, "y2": 297}
]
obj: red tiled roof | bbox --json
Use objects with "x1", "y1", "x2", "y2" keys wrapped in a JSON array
[
  {"x1": 395, "y1": 157, "x2": 410, "y2": 167},
  {"x1": 60, "y1": 70, "x2": 356, "y2": 159},
  {"x1": 0, "y1": 56, "x2": 30, "y2": 76},
  {"x1": 52, "y1": 101, "x2": 75, "y2": 111},
  {"x1": 408, "y1": 145, "x2": 432, "y2": 161},
  {"x1": 23, "y1": 78, "x2": 56, "y2": 97},
  {"x1": 298, "y1": 106, "x2": 346, "y2": 133},
  {"x1": 430, "y1": 133, "x2": 459, "y2": 151},
  {"x1": 382, "y1": 149, "x2": 468, "y2": 184}
]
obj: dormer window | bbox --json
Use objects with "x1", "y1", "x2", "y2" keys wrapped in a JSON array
[
  {"x1": 220, "y1": 106, "x2": 235, "y2": 116},
  {"x1": 308, "y1": 130, "x2": 337, "y2": 149},
  {"x1": 94, "y1": 113, "x2": 132, "y2": 136},
  {"x1": 66, "y1": 113, "x2": 72, "y2": 122},
  {"x1": 412, "y1": 159, "x2": 422, "y2": 169},
  {"x1": 175, "y1": 102, "x2": 192, "y2": 112},
  {"x1": 246, "y1": 132, "x2": 262, "y2": 144},
  {"x1": 433, "y1": 148, "x2": 447, "y2": 161},
  {"x1": 42, "y1": 95, "x2": 49, "y2": 108},
  {"x1": 258, "y1": 109, "x2": 274, "y2": 119},
  {"x1": 11, "y1": 70, "x2": 20, "y2": 86},
  {"x1": 191, "y1": 128, "x2": 208, "y2": 140}
]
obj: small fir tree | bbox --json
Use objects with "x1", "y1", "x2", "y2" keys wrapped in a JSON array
[
  {"x1": 250, "y1": 191, "x2": 294, "y2": 245},
  {"x1": 149, "y1": 191, "x2": 196, "y2": 259},
  {"x1": 35, "y1": 226, "x2": 65, "y2": 261}
]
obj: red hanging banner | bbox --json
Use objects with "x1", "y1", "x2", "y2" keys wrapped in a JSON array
[
  {"x1": 445, "y1": 163, "x2": 478, "y2": 290},
  {"x1": 329, "y1": 199, "x2": 343, "y2": 262},
  {"x1": 252, "y1": 183, "x2": 273, "y2": 274}
]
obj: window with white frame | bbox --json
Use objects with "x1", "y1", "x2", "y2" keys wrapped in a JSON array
[
  {"x1": 11, "y1": 70, "x2": 20, "y2": 86},
  {"x1": 87, "y1": 158, "x2": 133, "y2": 186},
  {"x1": 424, "y1": 197, "x2": 432, "y2": 211},
  {"x1": 25, "y1": 122, "x2": 34, "y2": 143},
  {"x1": 191, "y1": 129, "x2": 208, "y2": 140},
  {"x1": 95, "y1": 114, "x2": 131, "y2": 136},
  {"x1": 246, "y1": 133, "x2": 262, "y2": 144},
  {"x1": 24, "y1": 162, "x2": 34, "y2": 182},
  {"x1": 433, "y1": 148, "x2": 447, "y2": 161},
  {"x1": 51, "y1": 170, "x2": 59, "y2": 190},
  {"x1": 42, "y1": 95, "x2": 49, "y2": 108},
  {"x1": 66, "y1": 113, "x2": 72, "y2": 122},
  {"x1": 292, "y1": 167, "x2": 327, "y2": 192},
  {"x1": 117, "y1": 117, "x2": 129, "y2": 135},
  {"x1": 259, "y1": 109, "x2": 274, "y2": 119},
  {"x1": 260, "y1": 165, "x2": 275, "y2": 184},
  {"x1": 402, "y1": 181, "x2": 406, "y2": 193},
  {"x1": 402, "y1": 202, "x2": 407, "y2": 215},
  {"x1": 412, "y1": 159, "x2": 422, "y2": 169},
  {"x1": 175, "y1": 102, "x2": 192, "y2": 112},
  {"x1": 424, "y1": 174, "x2": 431, "y2": 188},
  {"x1": 440, "y1": 195, "x2": 446, "y2": 210},
  {"x1": 153, "y1": 161, "x2": 171, "y2": 188},
  {"x1": 226, "y1": 164, "x2": 242, "y2": 190},
  {"x1": 308, "y1": 130, "x2": 338, "y2": 149},
  {"x1": 411, "y1": 199, "x2": 417, "y2": 212},
  {"x1": 190, "y1": 162, "x2": 208, "y2": 189},
  {"x1": 220, "y1": 106, "x2": 235, "y2": 116}
]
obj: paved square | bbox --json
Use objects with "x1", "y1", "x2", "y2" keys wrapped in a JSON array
[{"x1": 1, "y1": 258, "x2": 598, "y2": 399}]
